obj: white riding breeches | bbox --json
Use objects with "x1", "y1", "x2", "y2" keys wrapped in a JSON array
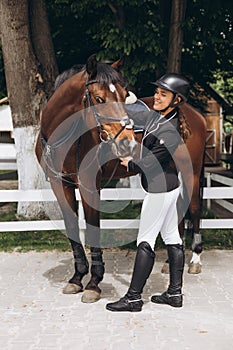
[{"x1": 137, "y1": 186, "x2": 182, "y2": 250}]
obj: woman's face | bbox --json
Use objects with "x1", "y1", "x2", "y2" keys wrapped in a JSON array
[{"x1": 153, "y1": 87, "x2": 175, "y2": 113}]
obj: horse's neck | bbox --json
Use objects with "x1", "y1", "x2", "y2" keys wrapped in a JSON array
[
  {"x1": 41, "y1": 72, "x2": 86, "y2": 142},
  {"x1": 179, "y1": 103, "x2": 206, "y2": 130}
]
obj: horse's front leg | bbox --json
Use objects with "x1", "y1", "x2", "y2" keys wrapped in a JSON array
[
  {"x1": 80, "y1": 190, "x2": 105, "y2": 303},
  {"x1": 188, "y1": 175, "x2": 203, "y2": 274},
  {"x1": 49, "y1": 180, "x2": 89, "y2": 294}
]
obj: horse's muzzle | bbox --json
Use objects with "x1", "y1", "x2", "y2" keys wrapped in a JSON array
[{"x1": 114, "y1": 137, "x2": 138, "y2": 158}]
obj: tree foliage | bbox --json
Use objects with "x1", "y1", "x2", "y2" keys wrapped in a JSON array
[
  {"x1": 183, "y1": 0, "x2": 233, "y2": 103},
  {"x1": 1, "y1": 0, "x2": 232, "y2": 101},
  {"x1": 45, "y1": 0, "x2": 233, "y2": 101},
  {"x1": 45, "y1": 0, "x2": 165, "y2": 96}
]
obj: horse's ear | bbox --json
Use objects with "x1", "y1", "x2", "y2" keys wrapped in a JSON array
[
  {"x1": 111, "y1": 55, "x2": 125, "y2": 72},
  {"x1": 86, "y1": 54, "x2": 98, "y2": 77}
]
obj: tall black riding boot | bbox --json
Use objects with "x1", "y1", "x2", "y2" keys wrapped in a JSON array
[
  {"x1": 106, "y1": 241, "x2": 155, "y2": 312},
  {"x1": 151, "y1": 244, "x2": 184, "y2": 307}
]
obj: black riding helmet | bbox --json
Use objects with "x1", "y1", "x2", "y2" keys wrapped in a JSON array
[{"x1": 152, "y1": 73, "x2": 190, "y2": 103}]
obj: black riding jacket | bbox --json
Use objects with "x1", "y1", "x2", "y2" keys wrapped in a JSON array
[{"x1": 128, "y1": 107, "x2": 182, "y2": 193}]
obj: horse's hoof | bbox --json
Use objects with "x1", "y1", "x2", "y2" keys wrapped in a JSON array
[
  {"x1": 62, "y1": 283, "x2": 83, "y2": 294},
  {"x1": 188, "y1": 263, "x2": 202, "y2": 274},
  {"x1": 161, "y1": 262, "x2": 169, "y2": 274},
  {"x1": 81, "y1": 290, "x2": 101, "y2": 303}
]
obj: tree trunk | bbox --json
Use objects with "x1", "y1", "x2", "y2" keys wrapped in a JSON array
[
  {"x1": 0, "y1": 0, "x2": 58, "y2": 218},
  {"x1": 29, "y1": 0, "x2": 58, "y2": 97},
  {"x1": 167, "y1": 0, "x2": 186, "y2": 73}
]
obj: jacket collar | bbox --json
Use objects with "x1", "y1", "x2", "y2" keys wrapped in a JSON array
[
  {"x1": 159, "y1": 107, "x2": 178, "y2": 120},
  {"x1": 143, "y1": 108, "x2": 178, "y2": 140}
]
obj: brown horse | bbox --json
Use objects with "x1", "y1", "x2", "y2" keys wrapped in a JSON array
[
  {"x1": 36, "y1": 55, "x2": 207, "y2": 303},
  {"x1": 36, "y1": 55, "x2": 137, "y2": 303}
]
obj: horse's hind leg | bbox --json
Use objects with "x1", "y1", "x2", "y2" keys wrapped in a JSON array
[
  {"x1": 188, "y1": 175, "x2": 202, "y2": 274},
  {"x1": 50, "y1": 181, "x2": 89, "y2": 293}
]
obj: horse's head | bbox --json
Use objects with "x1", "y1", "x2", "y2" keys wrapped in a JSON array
[{"x1": 83, "y1": 54, "x2": 137, "y2": 158}]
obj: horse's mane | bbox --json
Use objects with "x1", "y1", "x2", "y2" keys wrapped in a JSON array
[
  {"x1": 54, "y1": 64, "x2": 84, "y2": 90},
  {"x1": 92, "y1": 62, "x2": 125, "y2": 87},
  {"x1": 53, "y1": 61, "x2": 125, "y2": 92}
]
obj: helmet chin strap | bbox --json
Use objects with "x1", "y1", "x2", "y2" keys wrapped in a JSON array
[{"x1": 156, "y1": 93, "x2": 183, "y2": 114}]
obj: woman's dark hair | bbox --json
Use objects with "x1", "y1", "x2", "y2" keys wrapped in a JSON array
[{"x1": 179, "y1": 109, "x2": 192, "y2": 142}]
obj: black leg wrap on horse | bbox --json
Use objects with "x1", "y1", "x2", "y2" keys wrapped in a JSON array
[
  {"x1": 90, "y1": 247, "x2": 105, "y2": 283},
  {"x1": 192, "y1": 233, "x2": 202, "y2": 254},
  {"x1": 69, "y1": 239, "x2": 89, "y2": 283},
  {"x1": 151, "y1": 244, "x2": 184, "y2": 308},
  {"x1": 128, "y1": 241, "x2": 155, "y2": 299}
]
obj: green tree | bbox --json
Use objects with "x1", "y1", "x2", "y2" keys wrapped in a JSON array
[
  {"x1": 1, "y1": 0, "x2": 232, "y2": 109},
  {"x1": 183, "y1": 0, "x2": 233, "y2": 99},
  {"x1": 1, "y1": 0, "x2": 232, "y2": 100},
  {"x1": 45, "y1": 0, "x2": 165, "y2": 96},
  {"x1": 44, "y1": 0, "x2": 232, "y2": 102},
  {"x1": 0, "y1": 0, "x2": 58, "y2": 218}
]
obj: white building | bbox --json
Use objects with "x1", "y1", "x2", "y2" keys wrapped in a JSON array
[
  {"x1": 0, "y1": 103, "x2": 14, "y2": 141},
  {"x1": 0, "y1": 100, "x2": 16, "y2": 169}
]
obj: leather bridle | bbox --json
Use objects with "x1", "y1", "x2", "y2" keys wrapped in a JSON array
[
  {"x1": 40, "y1": 75, "x2": 134, "y2": 186},
  {"x1": 84, "y1": 77, "x2": 133, "y2": 143}
]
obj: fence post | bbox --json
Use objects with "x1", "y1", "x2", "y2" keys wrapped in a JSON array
[
  {"x1": 206, "y1": 172, "x2": 211, "y2": 210},
  {"x1": 78, "y1": 200, "x2": 85, "y2": 245}
]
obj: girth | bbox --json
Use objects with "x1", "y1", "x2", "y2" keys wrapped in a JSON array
[{"x1": 40, "y1": 118, "x2": 81, "y2": 182}]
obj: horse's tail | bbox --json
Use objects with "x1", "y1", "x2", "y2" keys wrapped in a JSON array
[
  {"x1": 199, "y1": 143, "x2": 206, "y2": 214},
  {"x1": 180, "y1": 143, "x2": 205, "y2": 227}
]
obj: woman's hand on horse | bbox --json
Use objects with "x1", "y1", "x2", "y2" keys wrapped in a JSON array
[{"x1": 120, "y1": 157, "x2": 133, "y2": 167}]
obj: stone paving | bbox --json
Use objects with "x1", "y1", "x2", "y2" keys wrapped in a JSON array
[{"x1": 0, "y1": 249, "x2": 233, "y2": 350}]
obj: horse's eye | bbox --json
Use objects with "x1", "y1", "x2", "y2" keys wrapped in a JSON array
[{"x1": 95, "y1": 96, "x2": 105, "y2": 104}]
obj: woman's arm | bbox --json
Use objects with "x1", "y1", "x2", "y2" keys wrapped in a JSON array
[{"x1": 127, "y1": 128, "x2": 182, "y2": 174}]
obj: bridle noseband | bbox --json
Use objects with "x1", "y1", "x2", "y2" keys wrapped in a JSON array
[{"x1": 84, "y1": 78, "x2": 133, "y2": 144}]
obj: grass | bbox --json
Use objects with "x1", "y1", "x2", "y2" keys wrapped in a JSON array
[
  {"x1": 119, "y1": 229, "x2": 233, "y2": 251},
  {"x1": 0, "y1": 230, "x2": 70, "y2": 252},
  {"x1": 0, "y1": 201, "x2": 232, "y2": 252},
  {"x1": 0, "y1": 205, "x2": 70, "y2": 252}
]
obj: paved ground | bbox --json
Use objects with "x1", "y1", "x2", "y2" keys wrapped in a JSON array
[{"x1": 0, "y1": 249, "x2": 233, "y2": 350}]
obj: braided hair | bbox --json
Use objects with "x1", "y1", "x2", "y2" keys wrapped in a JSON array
[{"x1": 178, "y1": 108, "x2": 191, "y2": 143}]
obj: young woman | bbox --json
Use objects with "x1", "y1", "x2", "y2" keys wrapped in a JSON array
[{"x1": 106, "y1": 73, "x2": 190, "y2": 312}]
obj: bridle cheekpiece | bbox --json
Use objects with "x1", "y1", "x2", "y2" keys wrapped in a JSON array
[{"x1": 84, "y1": 76, "x2": 133, "y2": 144}]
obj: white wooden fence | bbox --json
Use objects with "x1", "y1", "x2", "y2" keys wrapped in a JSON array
[
  {"x1": 205, "y1": 172, "x2": 233, "y2": 214},
  {"x1": 0, "y1": 144, "x2": 17, "y2": 170},
  {"x1": 0, "y1": 179, "x2": 233, "y2": 232}
]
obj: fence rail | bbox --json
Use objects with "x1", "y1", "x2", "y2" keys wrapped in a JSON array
[
  {"x1": 205, "y1": 172, "x2": 233, "y2": 214},
  {"x1": 0, "y1": 185, "x2": 233, "y2": 232},
  {"x1": 0, "y1": 143, "x2": 17, "y2": 170}
]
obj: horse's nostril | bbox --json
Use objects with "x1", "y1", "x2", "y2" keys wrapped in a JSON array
[
  {"x1": 119, "y1": 138, "x2": 127, "y2": 147},
  {"x1": 113, "y1": 138, "x2": 129, "y2": 157}
]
